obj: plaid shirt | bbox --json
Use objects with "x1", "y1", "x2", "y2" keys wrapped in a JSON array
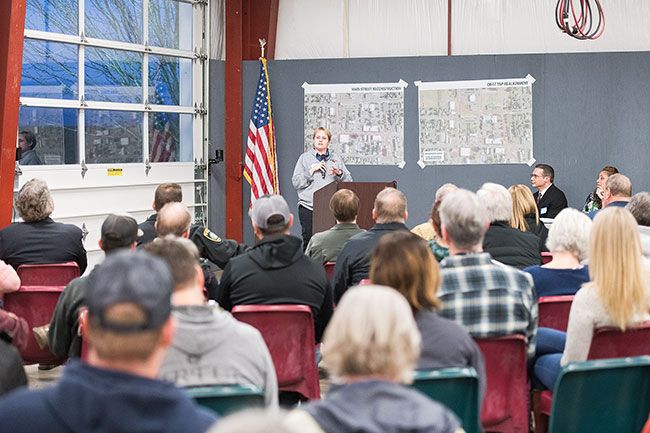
[{"x1": 438, "y1": 252, "x2": 538, "y2": 357}]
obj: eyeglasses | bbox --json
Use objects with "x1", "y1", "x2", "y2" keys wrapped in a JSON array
[{"x1": 530, "y1": 174, "x2": 544, "y2": 178}]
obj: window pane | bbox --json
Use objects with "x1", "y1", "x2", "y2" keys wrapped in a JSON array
[
  {"x1": 85, "y1": 47, "x2": 143, "y2": 103},
  {"x1": 148, "y1": 0, "x2": 193, "y2": 51},
  {"x1": 85, "y1": 0, "x2": 143, "y2": 44},
  {"x1": 85, "y1": 110, "x2": 143, "y2": 164},
  {"x1": 26, "y1": 0, "x2": 78, "y2": 35},
  {"x1": 21, "y1": 39, "x2": 78, "y2": 100},
  {"x1": 18, "y1": 107, "x2": 79, "y2": 165},
  {"x1": 148, "y1": 112, "x2": 192, "y2": 162},
  {"x1": 149, "y1": 55, "x2": 192, "y2": 106}
]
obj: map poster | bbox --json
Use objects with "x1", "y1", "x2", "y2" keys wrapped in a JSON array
[
  {"x1": 303, "y1": 81, "x2": 406, "y2": 167},
  {"x1": 416, "y1": 75, "x2": 535, "y2": 166}
]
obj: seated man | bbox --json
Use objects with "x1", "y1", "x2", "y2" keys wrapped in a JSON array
[
  {"x1": 0, "y1": 251, "x2": 217, "y2": 432},
  {"x1": 332, "y1": 187, "x2": 410, "y2": 303},
  {"x1": 438, "y1": 189, "x2": 538, "y2": 357},
  {"x1": 216, "y1": 194, "x2": 332, "y2": 343},
  {"x1": 138, "y1": 183, "x2": 247, "y2": 269},
  {"x1": 627, "y1": 191, "x2": 650, "y2": 259},
  {"x1": 478, "y1": 182, "x2": 541, "y2": 269},
  {"x1": 0, "y1": 178, "x2": 87, "y2": 273},
  {"x1": 305, "y1": 189, "x2": 364, "y2": 264},
  {"x1": 146, "y1": 236, "x2": 278, "y2": 407},
  {"x1": 587, "y1": 173, "x2": 632, "y2": 219},
  {"x1": 48, "y1": 214, "x2": 138, "y2": 359},
  {"x1": 531, "y1": 163, "x2": 568, "y2": 219}
]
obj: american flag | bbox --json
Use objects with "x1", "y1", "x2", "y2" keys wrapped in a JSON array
[
  {"x1": 244, "y1": 58, "x2": 278, "y2": 203},
  {"x1": 150, "y1": 83, "x2": 175, "y2": 162}
]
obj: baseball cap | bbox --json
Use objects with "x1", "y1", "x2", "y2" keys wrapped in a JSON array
[
  {"x1": 101, "y1": 213, "x2": 143, "y2": 251},
  {"x1": 86, "y1": 251, "x2": 172, "y2": 333},
  {"x1": 250, "y1": 194, "x2": 290, "y2": 230}
]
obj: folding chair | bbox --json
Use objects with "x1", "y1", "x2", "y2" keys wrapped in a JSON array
[
  {"x1": 232, "y1": 304, "x2": 320, "y2": 400},
  {"x1": 412, "y1": 367, "x2": 482, "y2": 433},
  {"x1": 185, "y1": 384, "x2": 265, "y2": 416},
  {"x1": 16, "y1": 262, "x2": 80, "y2": 286},
  {"x1": 323, "y1": 262, "x2": 336, "y2": 281},
  {"x1": 541, "y1": 252, "x2": 553, "y2": 264},
  {"x1": 538, "y1": 295, "x2": 574, "y2": 332}
]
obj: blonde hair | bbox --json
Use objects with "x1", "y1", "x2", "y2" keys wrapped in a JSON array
[
  {"x1": 322, "y1": 285, "x2": 420, "y2": 384},
  {"x1": 586, "y1": 207, "x2": 647, "y2": 330},
  {"x1": 370, "y1": 231, "x2": 441, "y2": 311},
  {"x1": 508, "y1": 184, "x2": 538, "y2": 231},
  {"x1": 312, "y1": 127, "x2": 331, "y2": 141}
]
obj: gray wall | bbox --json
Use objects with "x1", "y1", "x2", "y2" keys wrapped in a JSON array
[{"x1": 210, "y1": 52, "x2": 650, "y2": 245}]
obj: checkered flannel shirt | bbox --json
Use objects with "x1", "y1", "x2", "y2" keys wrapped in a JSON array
[{"x1": 438, "y1": 252, "x2": 538, "y2": 357}]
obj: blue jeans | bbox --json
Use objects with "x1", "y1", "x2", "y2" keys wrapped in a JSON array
[{"x1": 533, "y1": 327, "x2": 567, "y2": 390}]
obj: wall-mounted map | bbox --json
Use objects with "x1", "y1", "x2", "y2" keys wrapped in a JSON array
[{"x1": 416, "y1": 76, "x2": 534, "y2": 166}]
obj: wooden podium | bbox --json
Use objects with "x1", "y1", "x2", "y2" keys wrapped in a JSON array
[{"x1": 312, "y1": 181, "x2": 397, "y2": 235}]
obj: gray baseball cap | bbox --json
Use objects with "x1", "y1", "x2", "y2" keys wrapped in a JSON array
[
  {"x1": 86, "y1": 251, "x2": 172, "y2": 332},
  {"x1": 250, "y1": 194, "x2": 291, "y2": 231}
]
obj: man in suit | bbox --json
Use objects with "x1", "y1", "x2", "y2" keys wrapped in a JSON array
[{"x1": 531, "y1": 163, "x2": 568, "y2": 219}]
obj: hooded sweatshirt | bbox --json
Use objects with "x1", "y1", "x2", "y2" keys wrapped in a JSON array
[
  {"x1": 0, "y1": 360, "x2": 216, "y2": 433},
  {"x1": 159, "y1": 304, "x2": 278, "y2": 407},
  {"x1": 217, "y1": 234, "x2": 332, "y2": 342},
  {"x1": 301, "y1": 380, "x2": 462, "y2": 433}
]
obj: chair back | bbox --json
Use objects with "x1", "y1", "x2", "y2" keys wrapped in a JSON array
[
  {"x1": 412, "y1": 367, "x2": 481, "y2": 433},
  {"x1": 538, "y1": 295, "x2": 574, "y2": 332},
  {"x1": 587, "y1": 321, "x2": 650, "y2": 359},
  {"x1": 475, "y1": 334, "x2": 528, "y2": 433},
  {"x1": 232, "y1": 305, "x2": 320, "y2": 400},
  {"x1": 3, "y1": 285, "x2": 66, "y2": 364},
  {"x1": 323, "y1": 262, "x2": 336, "y2": 281},
  {"x1": 541, "y1": 252, "x2": 553, "y2": 264},
  {"x1": 185, "y1": 384, "x2": 265, "y2": 416},
  {"x1": 16, "y1": 262, "x2": 80, "y2": 286},
  {"x1": 548, "y1": 356, "x2": 650, "y2": 433}
]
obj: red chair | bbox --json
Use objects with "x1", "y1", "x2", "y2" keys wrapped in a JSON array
[
  {"x1": 3, "y1": 285, "x2": 67, "y2": 364},
  {"x1": 475, "y1": 335, "x2": 529, "y2": 433},
  {"x1": 538, "y1": 295, "x2": 574, "y2": 332},
  {"x1": 232, "y1": 305, "x2": 320, "y2": 401},
  {"x1": 16, "y1": 262, "x2": 80, "y2": 286},
  {"x1": 323, "y1": 262, "x2": 336, "y2": 281},
  {"x1": 541, "y1": 252, "x2": 553, "y2": 264}
]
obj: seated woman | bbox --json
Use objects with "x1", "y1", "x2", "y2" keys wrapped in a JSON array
[
  {"x1": 523, "y1": 208, "x2": 592, "y2": 297},
  {"x1": 509, "y1": 184, "x2": 549, "y2": 252},
  {"x1": 583, "y1": 165, "x2": 618, "y2": 212},
  {"x1": 370, "y1": 231, "x2": 485, "y2": 398},
  {"x1": 533, "y1": 207, "x2": 650, "y2": 390},
  {"x1": 288, "y1": 285, "x2": 464, "y2": 433}
]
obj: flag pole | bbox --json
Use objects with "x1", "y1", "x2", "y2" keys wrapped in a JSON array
[{"x1": 259, "y1": 38, "x2": 266, "y2": 59}]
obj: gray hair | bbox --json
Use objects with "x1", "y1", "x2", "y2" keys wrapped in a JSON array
[
  {"x1": 546, "y1": 208, "x2": 592, "y2": 261},
  {"x1": 15, "y1": 178, "x2": 54, "y2": 222},
  {"x1": 439, "y1": 189, "x2": 488, "y2": 250},
  {"x1": 606, "y1": 174, "x2": 632, "y2": 198},
  {"x1": 207, "y1": 409, "x2": 301, "y2": 433},
  {"x1": 477, "y1": 182, "x2": 513, "y2": 223},
  {"x1": 627, "y1": 192, "x2": 650, "y2": 227},
  {"x1": 435, "y1": 183, "x2": 459, "y2": 202}
]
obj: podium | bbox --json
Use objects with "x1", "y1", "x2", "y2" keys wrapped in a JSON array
[{"x1": 312, "y1": 181, "x2": 397, "y2": 235}]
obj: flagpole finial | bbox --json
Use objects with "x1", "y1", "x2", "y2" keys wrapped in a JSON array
[{"x1": 259, "y1": 38, "x2": 267, "y2": 58}]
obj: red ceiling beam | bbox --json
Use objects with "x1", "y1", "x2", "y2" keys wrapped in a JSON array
[{"x1": 0, "y1": 0, "x2": 26, "y2": 229}]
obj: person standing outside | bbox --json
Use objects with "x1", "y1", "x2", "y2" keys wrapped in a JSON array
[{"x1": 292, "y1": 127, "x2": 352, "y2": 249}]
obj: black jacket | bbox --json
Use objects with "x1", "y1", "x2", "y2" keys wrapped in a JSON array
[
  {"x1": 524, "y1": 214, "x2": 549, "y2": 252},
  {"x1": 0, "y1": 218, "x2": 87, "y2": 273},
  {"x1": 216, "y1": 234, "x2": 332, "y2": 342},
  {"x1": 533, "y1": 184, "x2": 568, "y2": 219},
  {"x1": 483, "y1": 221, "x2": 542, "y2": 269},
  {"x1": 332, "y1": 222, "x2": 410, "y2": 303}
]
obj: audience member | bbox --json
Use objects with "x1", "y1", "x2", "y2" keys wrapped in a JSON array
[
  {"x1": 437, "y1": 189, "x2": 538, "y2": 357},
  {"x1": 412, "y1": 183, "x2": 458, "y2": 243},
  {"x1": 0, "y1": 251, "x2": 217, "y2": 432},
  {"x1": 583, "y1": 165, "x2": 619, "y2": 212},
  {"x1": 523, "y1": 209, "x2": 592, "y2": 297},
  {"x1": 208, "y1": 410, "x2": 300, "y2": 433},
  {"x1": 287, "y1": 285, "x2": 463, "y2": 433},
  {"x1": 478, "y1": 183, "x2": 541, "y2": 269},
  {"x1": 48, "y1": 214, "x2": 138, "y2": 358},
  {"x1": 531, "y1": 163, "x2": 568, "y2": 218},
  {"x1": 332, "y1": 187, "x2": 409, "y2": 302},
  {"x1": 509, "y1": 184, "x2": 549, "y2": 252},
  {"x1": 533, "y1": 207, "x2": 650, "y2": 390},
  {"x1": 587, "y1": 173, "x2": 632, "y2": 219},
  {"x1": 0, "y1": 259, "x2": 30, "y2": 355},
  {"x1": 137, "y1": 183, "x2": 247, "y2": 269},
  {"x1": 17, "y1": 130, "x2": 42, "y2": 166},
  {"x1": 216, "y1": 194, "x2": 332, "y2": 342},
  {"x1": 627, "y1": 191, "x2": 650, "y2": 259},
  {"x1": 0, "y1": 259, "x2": 20, "y2": 294},
  {"x1": 370, "y1": 231, "x2": 486, "y2": 399},
  {"x1": 305, "y1": 189, "x2": 364, "y2": 264},
  {"x1": 0, "y1": 178, "x2": 87, "y2": 273},
  {"x1": 146, "y1": 236, "x2": 278, "y2": 407},
  {"x1": 0, "y1": 340, "x2": 27, "y2": 396}
]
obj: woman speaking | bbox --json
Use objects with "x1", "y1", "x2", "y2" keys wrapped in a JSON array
[{"x1": 292, "y1": 127, "x2": 352, "y2": 249}]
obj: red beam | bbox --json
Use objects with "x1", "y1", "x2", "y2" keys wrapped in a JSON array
[
  {"x1": 0, "y1": 0, "x2": 26, "y2": 228},
  {"x1": 225, "y1": 0, "x2": 244, "y2": 241},
  {"x1": 447, "y1": 0, "x2": 452, "y2": 56},
  {"x1": 266, "y1": 0, "x2": 279, "y2": 60}
]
